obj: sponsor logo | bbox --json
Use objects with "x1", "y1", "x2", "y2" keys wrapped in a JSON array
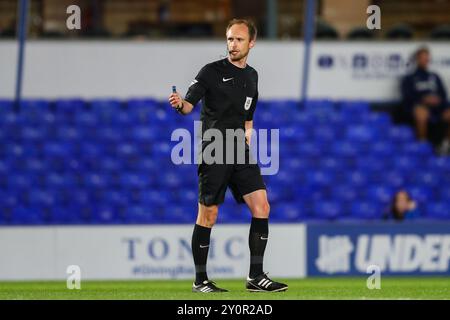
[
  {"x1": 315, "y1": 234, "x2": 450, "y2": 274},
  {"x1": 244, "y1": 97, "x2": 253, "y2": 110},
  {"x1": 318, "y1": 55, "x2": 334, "y2": 69}
]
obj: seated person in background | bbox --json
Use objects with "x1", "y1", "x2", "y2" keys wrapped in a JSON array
[
  {"x1": 401, "y1": 46, "x2": 450, "y2": 154},
  {"x1": 384, "y1": 190, "x2": 420, "y2": 221}
]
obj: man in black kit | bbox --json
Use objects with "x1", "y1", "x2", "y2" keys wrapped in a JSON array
[{"x1": 168, "y1": 19, "x2": 288, "y2": 293}]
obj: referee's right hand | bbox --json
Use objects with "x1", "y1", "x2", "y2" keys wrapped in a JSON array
[{"x1": 168, "y1": 92, "x2": 183, "y2": 110}]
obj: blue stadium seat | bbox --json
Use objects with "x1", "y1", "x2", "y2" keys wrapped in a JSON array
[
  {"x1": 0, "y1": 160, "x2": 9, "y2": 175},
  {"x1": 280, "y1": 126, "x2": 309, "y2": 143},
  {"x1": 427, "y1": 156, "x2": 450, "y2": 171},
  {"x1": 332, "y1": 141, "x2": 358, "y2": 157},
  {"x1": 356, "y1": 156, "x2": 388, "y2": 172},
  {"x1": 296, "y1": 142, "x2": 322, "y2": 157},
  {"x1": 338, "y1": 101, "x2": 370, "y2": 122},
  {"x1": 7, "y1": 143, "x2": 40, "y2": 158},
  {"x1": 74, "y1": 111, "x2": 98, "y2": 128},
  {"x1": 303, "y1": 99, "x2": 334, "y2": 112},
  {"x1": 99, "y1": 157, "x2": 122, "y2": 172},
  {"x1": 45, "y1": 173, "x2": 76, "y2": 189},
  {"x1": 152, "y1": 142, "x2": 172, "y2": 159},
  {"x1": 438, "y1": 187, "x2": 450, "y2": 203},
  {"x1": 174, "y1": 189, "x2": 198, "y2": 204},
  {"x1": 293, "y1": 185, "x2": 325, "y2": 202},
  {"x1": 43, "y1": 142, "x2": 72, "y2": 158},
  {"x1": 0, "y1": 109, "x2": 21, "y2": 126},
  {"x1": 120, "y1": 173, "x2": 151, "y2": 189},
  {"x1": 346, "y1": 125, "x2": 377, "y2": 143},
  {"x1": 425, "y1": 202, "x2": 450, "y2": 219},
  {"x1": 92, "y1": 206, "x2": 119, "y2": 223},
  {"x1": 71, "y1": 189, "x2": 91, "y2": 205},
  {"x1": 19, "y1": 100, "x2": 51, "y2": 125},
  {"x1": 158, "y1": 172, "x2": 183, "y2": 189},
  {"x1": 0, "y1": 99, "x2": 14, "y2": 114},
  {"x1": 124, "y1": 206, "x2": 155, "y2": 223},
  {"x1": 364, "y1": 112, "x2": 392, "y2": 129},
  {"x1": 283, "y1": 158, "x2": 312, "y2": 172},
  {"x1": 411, "y1": 171, "x2": 441, "y2": 188},
  {"x1": 1, "y1": 192, "x2": 18, "y2": 208},
  {"x1": 19, "y1": 99, "x2": 49, "y2": 113},
  {"x1": 96, "y1": 127, "x2": 123, "y2": 144},
  {"x1": 269, "y1": 99, "x2": 300, "y2": 112},
  {"x1": 383, "y1": 171, "x2": 406, "y2": 189},
  {"x1": 272, "y1": 169, "x2": 296, "y2": 185},
  {"x1": 392, "y1": 155, "x2": 419, "y2": 172},
  {"x1": 139, "y1": 190, "x2": 170, "y2": 207},
  {"x1": 306, "y1": 170, "x2": 335, "y2": 187},
  {"x1": 406, "y1": 186, "x2": 435, "y2": 204},
  {"x1": 401, "y1": 142, "x2": 433, "y2": 158},
  {"x1": 131, "y1": 126, "x2": 159, "y2": 142},
  {"x1": 54, "y1": 203, "x2": 92, "y2": 223},
  {"x1": 21, "y1": 126, "x2": 47, "y2": 142},
  {"x1": 369, "y1": 141, "x2": 395, "y2": 157},
  {"x1": 387, "y1": 126, "x2": 415, "y2": 143},
  {"x1": 90, "y1": 99, "x2": 122, "y2": 114},
  {"x1": 7, "y1": 174, "x2": 33, "y2": 190},
  {"x1": 149, "y1": 108, "x2": 173, "y2": 126},
  {"x1": 338, "y1": 101, "x2": 370, "y2": 113},
  {"x1": 91, "y1": 99, "x2": 122, "y2": 125},
  {"x1": 28, "y1": 189, "x2": 56, "y2": 207},
  {"x1": 163, "y1": 205, "x2": 195, "y2": 223},
  {"x1": 270, "y1": 203, "x2": 305, "y2": 221},
  {"x1": 342, "y1": 170, "x2": 369, "y2": 188},
  {"x1": 258, "y1": 109, "x2": 284, "y2": 126},
  {"x1": 314, "y1": 201, "x2": 342, "y2": 220},
  {"x1": 313, "y1": 125, "x2": 340, "y2": 142},
  {"x1": 128, "y1": 98, "x2": 159, "y2": 124},
  {"x1": 82, "y1": 173, "x2": 111, "y2": 189},
  {"x1": 265, "y1": 184, "x2": 292, "y2": 204},
  {"x1": 11, "y1": 206, "x2": 44, "y2": 224},
  {"x1": 55, "y1": 126, "x2": 82, "y2": 142},
  {"x1": 367, "y1": 185, "x2": 395, "y2": 205},
  {"x1": 351, "y1": 201, "x2": 383, "y2": 219},
  {"x1": 116, "y1": 142, "x2": 139, "y2": 158},
  {"x1": 54, "y1": 98, "x2": 86, "y2": 117},
  {"x1": 77, "y1": 142, "x2": 105, "y2": 158},
  {"x1": 137, "y1": 158, "x2": 158, "y2": 172},
  {"x1": 332, "y1": 185, "x2": 359, "y2": 203}
]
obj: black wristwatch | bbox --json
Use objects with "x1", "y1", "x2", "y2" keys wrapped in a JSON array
[{"x1": 175, "y1": 102, "x2": 184, "y2": 114}]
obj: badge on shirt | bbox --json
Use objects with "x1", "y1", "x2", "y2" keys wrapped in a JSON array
[{"x1": 244, "y1": 97, "x2": 253, "y2": 110}]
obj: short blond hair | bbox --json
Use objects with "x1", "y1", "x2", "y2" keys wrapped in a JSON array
[{"x1": 226, "y1": 18, "x2": 257, "y2": 40}]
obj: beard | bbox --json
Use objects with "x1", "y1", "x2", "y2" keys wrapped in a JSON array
[{"x1": 229, "y1": 49, "x2": 248, "y2": 61}]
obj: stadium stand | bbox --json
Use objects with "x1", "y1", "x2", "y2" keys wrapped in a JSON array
[{"x1": 0, "y1": 99, "x2": 449, "y2": 225}]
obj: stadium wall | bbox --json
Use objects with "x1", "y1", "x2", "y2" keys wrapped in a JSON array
[
  {"x1": 0, "y1": 41, "x2": 449, "y2": 101},
  {"x1": 0, "y1": 224, "x2": 306, "y2": 280},
  {"x1": 1, "y1": 222, "x2": 449, "y2": 280}
]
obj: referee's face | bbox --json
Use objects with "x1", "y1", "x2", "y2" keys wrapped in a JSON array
[{"x1": 226, "y1": 24, "x2": 255, "y2": 62}]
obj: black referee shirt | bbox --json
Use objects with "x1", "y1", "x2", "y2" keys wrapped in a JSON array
[{"x1": 184, "y1": 58, "x2": 259, "y2": 137}]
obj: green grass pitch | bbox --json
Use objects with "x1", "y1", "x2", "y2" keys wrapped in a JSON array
[{"x1": 0, "y1": 277, "x2": 449, "y2": 300}]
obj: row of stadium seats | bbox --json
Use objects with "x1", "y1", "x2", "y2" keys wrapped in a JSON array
[{"x1": 0, "y1": 98, "x2": 449, "y2": 224}]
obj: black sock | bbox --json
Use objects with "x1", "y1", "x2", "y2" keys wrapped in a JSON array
[
  {"x1": 248, "y1": 217, "x2": 269, "y2": 279},
  {"x1": 192, "y1": 224, "x2": 212, "y2": 285}
]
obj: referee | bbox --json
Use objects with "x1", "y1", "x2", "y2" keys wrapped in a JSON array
[{"x1": 168, "y1": 19, "x2": 288, "y2": 293}]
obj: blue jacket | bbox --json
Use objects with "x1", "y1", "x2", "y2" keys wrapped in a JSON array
[{"x1": 401, "y1": 67, "x2": 448, "y2": 112}]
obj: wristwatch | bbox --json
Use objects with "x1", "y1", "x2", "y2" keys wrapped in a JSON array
[{"x1": 175, "y1": 102, "x2": 184, "y2": 113}]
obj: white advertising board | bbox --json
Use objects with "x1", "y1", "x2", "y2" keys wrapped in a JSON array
[{"x1": 0, "y1": 224, "x2": 306, "y2": 280}]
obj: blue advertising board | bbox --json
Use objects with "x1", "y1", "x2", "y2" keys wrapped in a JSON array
[{"x1": 307, "y1": 222, "x2": 450, "y2": 276}]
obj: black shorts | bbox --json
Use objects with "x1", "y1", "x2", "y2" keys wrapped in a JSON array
[{"x1": 197, "y1": 145, "x2": 266, "y2": 206}]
